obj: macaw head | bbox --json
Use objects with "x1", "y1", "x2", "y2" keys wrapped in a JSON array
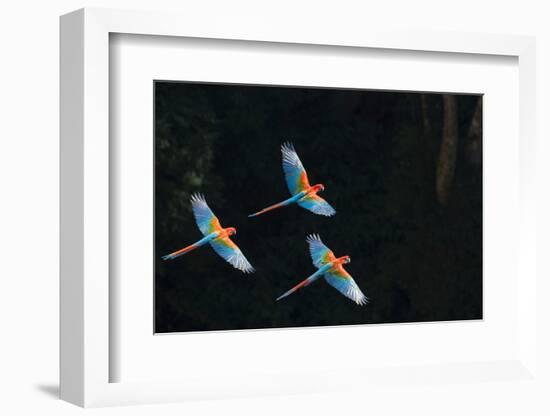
[
  {"x1": 342, "y1": 255, "x2": 351, "y2": 264},
  {"x1": 226, "y1": 227, "x2": 237, "y2": 236},
  {"x1": 313, "y1": 183, "x2": 325, "y2": 193}
]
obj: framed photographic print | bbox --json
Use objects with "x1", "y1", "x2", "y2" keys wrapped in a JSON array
[{"x1": 60, "y1": 7, "x2": 538, "y2": 408}]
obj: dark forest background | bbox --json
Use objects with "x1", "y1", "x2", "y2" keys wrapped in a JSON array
[{"x1": 154, "y1": 81, "x2": 482, "y2": 333}]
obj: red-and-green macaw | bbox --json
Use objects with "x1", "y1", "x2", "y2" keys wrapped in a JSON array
[
  {"x1": 248, "y1": 142, "x2": 336, "y2": 218},
  {"x1": 162, "y1": 193, "x2": 255, "y2": 274},
  {"x1": 276, "y1": 234, "x2": 368, "y2": 305}
]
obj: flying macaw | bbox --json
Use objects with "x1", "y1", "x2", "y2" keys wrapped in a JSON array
[
  {"x1": 248, "y1": 142, "x2": 336, "y2": 218},
  {"x1": 276, "y1": 234, "x2": 368, "y2": 305},
  {"x1": 162, "y1": 193, "x2": 255, "y2": 274}
]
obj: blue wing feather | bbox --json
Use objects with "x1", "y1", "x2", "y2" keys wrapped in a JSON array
[
  {"x1": 298, "y1": 194, "x2": 336, "y2": 217},
  {"x1": 190, "y1": 193, "x2": 222, "y2": 236},
  {"x1": 306, "y1": 234, "x2": 336, "y2": 268},
  {"x1": 324, "y1": 267, "x2": 368, "y2": 305},
  {"x1": 281, "y1": 142, "x2": 310, "y2": 195},
  {"x1": 209, "y1": 236, "x2": 255, "y2": 274}
]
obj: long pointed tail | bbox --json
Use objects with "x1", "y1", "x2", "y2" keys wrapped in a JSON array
[
  {"x1": 276, "y1": 269, "x2": 324, "y2": 301},
  {"x1": 162, "y1": 241, "x2": 203, "y2": 260},
  {"x1": 248, "y1": 197, "x2": 296, "y2": 218}
]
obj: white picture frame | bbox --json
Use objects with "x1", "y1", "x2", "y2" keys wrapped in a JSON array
[{"x1": 60, "y1": 7, "x2": 537, "y2": 407}]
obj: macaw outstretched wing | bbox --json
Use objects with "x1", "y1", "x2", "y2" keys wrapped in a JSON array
[
  {"x1": 190, "y1": 193, "x2": 223, "y2": 236},
  {"x1": 281, "y1": 142, "x2": 311, "y2": 195},
  {"x1": 209, "y1": 236, "x2": 255, "y2": 273},
  {"x1": 298, "y1": 194, "x2": 336, "y2": 217},
  {"x1": 323, "y1": 265, "x2": 368, "y2": 305},
  {"x1": 306, "y1": 234, "x2": 337, "y2": 269}
]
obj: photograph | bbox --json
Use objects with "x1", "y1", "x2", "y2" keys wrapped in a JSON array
[{"x1": 154, "y1": 81, "x2": 483, "y2": 333}]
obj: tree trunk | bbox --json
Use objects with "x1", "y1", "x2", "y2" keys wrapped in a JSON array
[
  {"x1": 465, "y1": 96, "x2": 482, "y2": 165},
  {"x1": 436, "y1": 95, "x2": 458, "y2": 206}
]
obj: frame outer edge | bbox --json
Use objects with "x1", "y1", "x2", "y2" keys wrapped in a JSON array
[
  {"x1": 81, "y1": 8, "x2": 111, "y2": 407},
  {"x1": 518, "y1": 38, "x2": 537, "y2": 376},
  {"x1": 60, "y1": 8, "x2": 85, "y2": 407}
]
